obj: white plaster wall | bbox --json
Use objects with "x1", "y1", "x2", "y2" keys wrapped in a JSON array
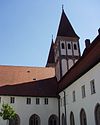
[
  {"x1": 75, "y1": 59, "x2": 78, "y2": 63},
  {"x1": 61, "y1": 59, "x2": 68, "y2": 76},
  {"x1": 68, "y1": 59, "x2": 73, "y2": 69},
  {"x1": 0, "y1": 97, "x2": 58, "y2": 125},
  {"x1": 59, "y1": 63, "x2": 100, "y2": 125},
  {"x1": 56, "y1": 61, "x2": 60, "y2": 81}
]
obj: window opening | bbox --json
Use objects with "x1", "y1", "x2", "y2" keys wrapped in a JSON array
[
  {"x1": 90, "y1": 79, "x2": 96, "y2": 94},
  {"x1": 27, "y1": 98, "x2": 31, "y2": 104},
  {"x1": 74, "y1": 44, "x2": 77, "y2": 50},
  {"x1": 36, "y1": 98, "x2": 40, "y2": 105},
  {"x1": 44, "y1": 98, "x2": 48, "y2": 105},
  {"x1": 10, "y1": 97, "x2": 15, "y2": 104},
  {"x1": 68, "y1": 43, "x2": 71, "y2": 49},
  {"x1": 61, "y1": 43, "x2": 65, "y2": 49},
  {"x1": 81, "y1": 85, "x2": 86, "y2": 98}
]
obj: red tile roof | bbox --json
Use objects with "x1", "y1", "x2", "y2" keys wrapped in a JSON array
[
  {"x1": 0, "y1": 77, "x2": 57, "y2": 97},
  {"x1": 0, "y1": 66, "x2": 55, "y2": 86},
  {"x1": 58, "y1": 33, "x2": 100, "y2": 92}
]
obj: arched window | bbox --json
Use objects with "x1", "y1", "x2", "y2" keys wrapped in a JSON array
[
  {"x1": 9, "y1": 114, "x2": 20, "y2": 125},
  {"x1": 29, "y1": 114, "x2": 40, "y2": 125},
  {"x1": 70, "y1": 112, "x2": 75, "y2": 125},
  {"x1": 68, "y1": 43, "x2": 71, "y2": 49},
  {"x1": 80, "y1": 109, "x2": 87, "y2": 125},
  {"x1": 74, "y1": 44, "x2": 77, "y2": 50},
  {"x1": 48, "y1": 114, "x2": 58, "y2": 125},
  {"x1": 62, "y1": 113, "x2": 66, "y2": 125},
  {"x1": 95, "y1": 103, "x2": 100, "y2": 125},
  {"x1": 61, "y1": 43, "x2": 65, "y2": 49}
]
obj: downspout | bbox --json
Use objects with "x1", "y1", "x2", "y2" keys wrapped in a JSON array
[
  {"x1": 63, "y1": 91, "x2": 67, "y2": 125},
  {"x1": 58, "y1": 95, "x2": 60, "y2": 125}
]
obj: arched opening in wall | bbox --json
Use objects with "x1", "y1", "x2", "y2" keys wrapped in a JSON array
[
  {"x1": 29, "y1": 114, "x2": 40, "y2": 125},
  {"x1": 70, "y1": 112, "x2": 75, "y2": 125},
  {"x1": 68, "y1": 43, "x2": 71, "y2": 49},
  {"x1": 62, "y1": 113, "x2": 66, "y2": 125},
  {"x1": 80, "y1": 109, "x2": 87, "y2": 125},
  {"x1": 9, "y1": 114, "x2": 20, "y2": 125},
  {"x1": 48, "y1": 114, "x2": 58, "y2": 125},
  {"x1": 61, "y1": 43, "x2": 65, "y2": 49},
  {"x1": 95, "y1": 103, "x2": 100, "y2": 125},
  {"x1": 73, "y1": 44, "x2": 77, "y2": 50}
]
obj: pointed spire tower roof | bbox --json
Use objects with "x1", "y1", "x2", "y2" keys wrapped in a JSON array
[
  {"x1": 57, "y1": 9, "x2": 79, "y2": 38},
  {"x1": 46, "y1": 38, "x2": 55, "y2": 67}
]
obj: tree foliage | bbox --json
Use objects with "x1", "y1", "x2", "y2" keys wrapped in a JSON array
[{"x1": 0, "y1": 103, "x2": 16, "y2": 120}]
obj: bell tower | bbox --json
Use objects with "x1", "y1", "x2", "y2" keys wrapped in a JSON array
[{"x1": 54, "y1": 9, "x2": 81, "y2": 81}]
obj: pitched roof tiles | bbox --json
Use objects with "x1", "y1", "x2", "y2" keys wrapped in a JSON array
[{"x1": 57, "y1": 9, "x2": 79, "y2": 38}]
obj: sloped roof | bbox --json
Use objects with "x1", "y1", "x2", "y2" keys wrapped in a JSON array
[
  {"x1": 58, "y1": 32, "x2": 100, "y2": 92},
  {"x1": 0, "y1": 32, "x2": 99, "y2": 96},
  {"x1": 46, "y1": 40, "x2": 55, "y2": 67},
  {"x1": 0, "y1": 66, "x2": 55, "y2": 86},
  {"x1": 0, "y1": 77, "x2": 57, "y2": 97},
  {"x1": 57, "y1": 9, "x2": 79, "y2": 38}
]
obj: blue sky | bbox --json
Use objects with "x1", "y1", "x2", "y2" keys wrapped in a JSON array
[{"x1": 0, "y1": 0, "x2": 100, "y2": 67}]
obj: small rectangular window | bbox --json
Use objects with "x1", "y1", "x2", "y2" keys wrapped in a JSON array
[
  {"x1": 44, "y1": 98, "x2": 48, "y2": 105},
  {"x1": 10, "y1": 97, "x2": 15, "y2": 103},
  {"x1": 36, "y1": 98, "x2": 40, "y2": 105},
  {"x1": 26, "y1": 98, "x2": 31, "y2": 104},
  {"x1": 81, "y1": 85, "x2": 86, "y2": 98},
  {"x1": 90, "y1": 79, "x2": 96, "y2": 94},
  {"x1": 73, "y1": 91, "x2": 76, "y2": 102}
]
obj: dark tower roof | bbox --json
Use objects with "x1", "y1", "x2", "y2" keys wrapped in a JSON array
[
  {"x1": 57, "y1": 9, "x2": 79, "y2": 38},
  {"x1": 46, "y1": 39, "x2": 55, "y2": 67}
]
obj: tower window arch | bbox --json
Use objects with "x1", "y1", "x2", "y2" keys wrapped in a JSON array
[
  {"x1": 94, "y1": 103, "x2": 100, "y2": 125},
  {"x1": 74, "y1": 44, "x2": 77, "y2": 50},
  {"x1": 70, "y1": 112, "x2": 75, "y2": 125},
  {"x1": 80, "y1": 108, "x2": 87, "y2": 125},
  {"x1": 61, "y1": 43, "x2": 65, "y2": 49},
  {"x1": 68, "y1": 43, "x2": 71, "y2": 49}
]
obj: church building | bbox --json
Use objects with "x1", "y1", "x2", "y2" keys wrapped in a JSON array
[{"x1": 0, "y1": 8, "x2": 100, "y2": 125}]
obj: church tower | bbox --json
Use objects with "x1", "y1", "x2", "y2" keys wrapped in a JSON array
[{"x1": 54, "y1": 9, "x2": 81, "y2": 81}]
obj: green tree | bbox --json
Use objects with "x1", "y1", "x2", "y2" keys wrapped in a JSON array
[{"x1": 0, "y1": 103, "x2": 16, "y2": 125}]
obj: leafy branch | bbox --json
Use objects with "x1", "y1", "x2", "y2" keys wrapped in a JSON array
[{"x1": 0, "y1": 103, "x2": 16, "y2": 120}]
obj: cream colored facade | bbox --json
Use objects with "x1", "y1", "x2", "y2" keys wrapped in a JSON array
[
  {"x1": 0, "y1": 96, "x2": 58, "y2": 125},
  {"x1": 59, "y1": 62, "x2": 100, "y2": 125}
]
